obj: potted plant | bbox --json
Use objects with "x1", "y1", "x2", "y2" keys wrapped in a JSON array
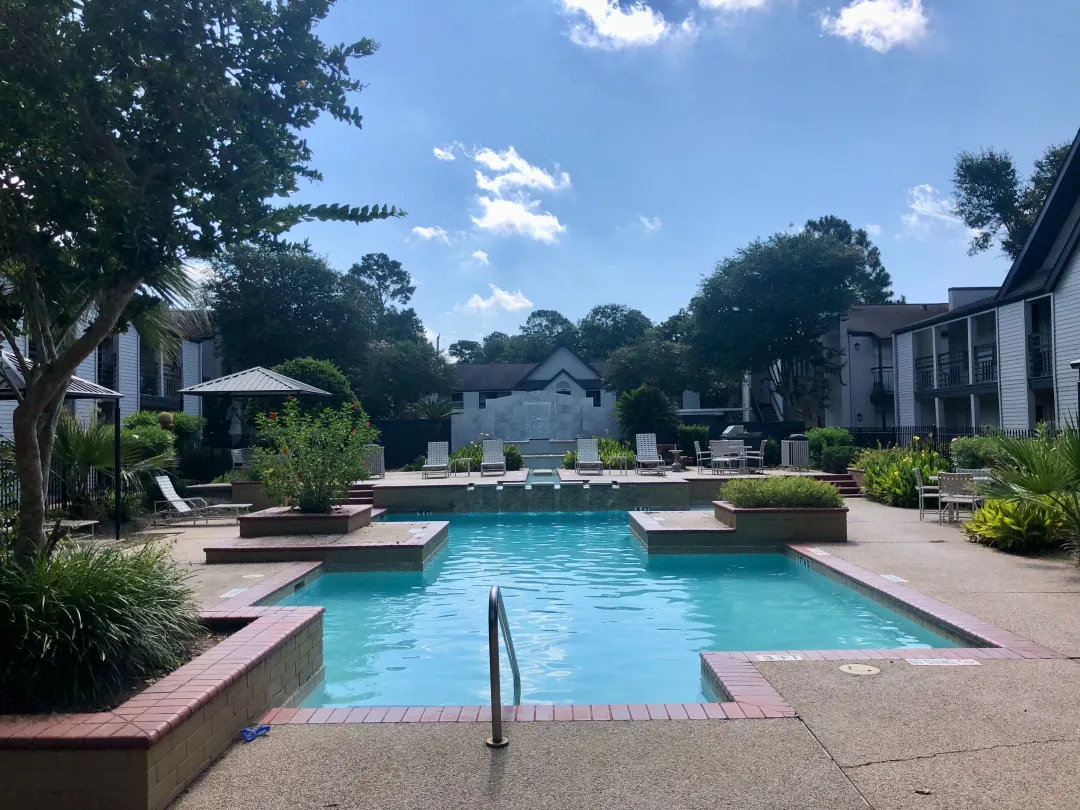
[
  {"x1": 714, "y1": 476, "x2": 848, "y2": 543},
  {"x1": 239, "y1": 398, "x2": 380, "y2": 535}
]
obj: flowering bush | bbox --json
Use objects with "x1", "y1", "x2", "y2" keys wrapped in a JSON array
[
  {"x1": 860, "y1": 437, "x2": 950, "y2": 508},
  {"x1": 253, "y1": 398, "x2": 380, "y2": 513}
]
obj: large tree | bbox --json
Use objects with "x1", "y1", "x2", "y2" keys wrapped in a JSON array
[
  {"x1": 447, "y1": 340, "x2": 485, "y2": 364},
  {"x1": 576, "y1": 304, "x2": 652, "y2": 361},
  {"x1": 344, "y1": 253, "x2": 423, "y2": 343},
  {"x1": 355, "y1": 340, "x2": 456, "y2": 419},
  {"x1": 210, "y1": 245, "x2": 374, "y2": 369},
  {"x1": 803, "y1": 216, "x2": 894, "y2": 304},
  {"x1": 603, "y1": 332, "x2": 689, "y2": 398},
  {"x1": 519, "y1": 309, "x2": 577, "y2": 360},
  {"x1": 0, "y1": 0, "x2": 400, "y2": 558},
  {"x1": 690, "y1": 231, "x2": 866, "y2": 424},
  {"x1": 953, "y1": 142, "x2": 1071, "y2": 260}
]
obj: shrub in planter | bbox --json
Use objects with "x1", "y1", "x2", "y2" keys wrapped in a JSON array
[
  {"x1": 451, "y1": 438, "x2": 524, "y2": 471},
  {"x1": 676, "y1": 424, "x2": 710, "y2": 457},
  {"x1": 860, "y1": 440, "x2": 949, "y2": 507},
  {"x1": 254, "y1": 398, "x2": 380, "y2": 513},
  {"x1": 963, "y1": 499, "x2": 1062, "y2": 553},
  {"x1": 950, "y1": 436, "x2": 999, "y2": 470},
  {"x1": 719, "y1": 476, "x2": 843, "y2": 509},
  {"x1": 820, "y1": 445, "x2": 862, "y2": 474},
  {"x1": 806, "y1": 427, "x2": 853, "y2": 467},
  {"x1": 562, "y1": 438, "x2": 636, "y2": 469},
  {"x1": 0, "y1": 542, "x2": 202, "y2": 713}
]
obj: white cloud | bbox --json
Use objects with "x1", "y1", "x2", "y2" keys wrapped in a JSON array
[
  {"x1": 865, "y1": 223, "x2": 883, "y2": 237},
  {"x1": 699, "y1": 0, "x2": 770, "y2": 10},
  {"x1": 460, "y1": 284, "x2": 534, "y2": 314},
  {"x1": 471, "y1": 250, "x2": 490, "y2": 265},
  {"x1": 474, "y1": 147, "x2": 571, "y2": 196},
  {"x1": 433, "y1": 145, "x2": 456, "y2": 162},
  {"x1": 411, "y1": 225, "x2": 451, "y2": 244},
  {"x1": 639, "y1": 215, "x2": 662, "y2": 232},
  {"x1": 559, "y1": 0, "x2": 695, "y2": 50},
  {"x1": 821, "y1": 0, "x2": 928, "y2": 53},
  {"x1": 471, "y1": 197, "x2": 567, "y2": 243},
  {"x1": 901, "y1": 184, "x2": 968, "y2": 238}
]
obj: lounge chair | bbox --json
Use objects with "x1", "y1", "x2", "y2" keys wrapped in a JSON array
[
  {"x1": 575, "y1": 438, "x2": 603, "y2": 475},
  {"x1": 480, "y1": 439, "x2": 506, "y2": 477},
  {"x1": 422, "y1": 442, "x2": 450, "y2": 478},
  {"x1": 635, "y1": 434, "x2": 666, "y2": 475},
  {"x1": 694, "y1": 440, "x2": 711, "y2": 472},
  {"x1": 153, "y1": 475, "x2": 252, "y2": 525},
  {"x1": 913, "y1": 467, "x2": 939, "y2": 522}
]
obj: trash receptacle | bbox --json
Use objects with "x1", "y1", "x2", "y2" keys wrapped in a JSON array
[{"x1": 781, "y1": 433, "x2": 810, "y2": 468}]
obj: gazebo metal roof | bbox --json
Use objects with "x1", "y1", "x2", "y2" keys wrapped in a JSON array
[
  {"x1": 178, "y1": 366, "x2": 331, "y2": 397},
  {"x1": 0, "y1": 351, "x2": 123, "y2": 400}
]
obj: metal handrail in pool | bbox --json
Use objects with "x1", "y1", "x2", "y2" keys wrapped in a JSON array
[{"x1": 486, "y1": 585, "x2": 521, "y2": 748}]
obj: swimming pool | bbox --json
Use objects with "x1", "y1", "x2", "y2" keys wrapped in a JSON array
[{"x1": 279, "y1": 511, "x2": 957, "y2": 707}]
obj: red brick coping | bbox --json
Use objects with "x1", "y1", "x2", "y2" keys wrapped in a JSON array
[{"x1": 0, "y1": 562, "x2": 325, "y2": 810}]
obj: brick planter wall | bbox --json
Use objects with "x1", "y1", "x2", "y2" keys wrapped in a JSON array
[
  {"x1": 0, "y1": 595, "x2": 322, "y2": 810},
  {"x1": 231, "y1": 480, "x2": 276, "y2": 511},
  {"x1": 713, "y1": 500, "x2": 848, "y2": 543},
  {"x1": 239, "y1": 505, "x2": 371, "y2": 537}
]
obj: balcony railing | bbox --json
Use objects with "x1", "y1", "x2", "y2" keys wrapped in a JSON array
[
  {"x1": 914, "y1": 357, "x2": 934, "y2": 392},
  {"x1": 972, "y1": 343, "x2": 997, "y2": 384},
  {"x1": 937, "y1": 350, "x2": 969, "y2": 389},
  {"x1": 1028, "y1": 334, "x2": 1052, "y2": 379},
  {"x1": 871, "y1": 366, "x2": 894, "y2": 396}
]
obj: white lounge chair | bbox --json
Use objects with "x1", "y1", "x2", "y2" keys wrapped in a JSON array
[
  {"x1": 153, "y1": 475, "x2": 251, "y2": 525},
  {"x1": 480, "y1": 439, "x2": 506, "y2": 477},
  {"x1": 635, "y1": 434, "x2": 666, "y2": 475},
  {"x1": 575, "y1": 438, "x2": 603, "y2": 475},
  {"x1": 422, "y1": 442, "x2": 450, "y2": 478},
  {"x1": 694, "y1": 440, "x2": 711, "y2": 472}
]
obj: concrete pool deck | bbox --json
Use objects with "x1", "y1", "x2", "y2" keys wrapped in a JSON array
[{"x1": 161, "y1": 498, "x2": 1080, "y2": 809}]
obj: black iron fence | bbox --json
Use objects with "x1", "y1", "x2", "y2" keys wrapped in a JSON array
[
  {"x1": 0, "y1": 442, "x2": 72, "y2": 515},
  {"x1": 847, "y1": 425, "x2": 1039, "y2": 454}
]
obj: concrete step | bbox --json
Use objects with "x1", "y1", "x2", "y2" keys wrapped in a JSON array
[
  {"x1": 511, "y1": 439, "x2": 577, "y2": 456},
  {"x1": 521, "y1": 453, "x2": 568, "y2": 470}
]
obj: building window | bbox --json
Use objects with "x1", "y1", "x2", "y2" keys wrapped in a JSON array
[
  {"x1": 139, "y1": 342, "x2": 160, "y2": 397},
  {"x1": 97, "y1": 335, "x2": 119, "y2": 391},
  {"x1": 451, "y1": 392, "x2": 464, "y2": 407},
  {"x1": 555, "y1": 382, "x2": 572, "y2": 396},
  {"x1": 585, "y1": 388, "x2": 601, "y2": 407}
]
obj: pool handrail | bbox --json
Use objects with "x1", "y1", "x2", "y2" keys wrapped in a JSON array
[{"x1": 486, "y1": 585, "x2": 521, "y2": 748}]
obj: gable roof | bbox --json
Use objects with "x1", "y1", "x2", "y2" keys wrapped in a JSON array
[
  {"x1": 178, "y1": 366, "x2": 331, "y2": 396},
  {"x1": 844, "y1": 304, "x2": 950, "y2": 339},
  {"x1": 452, "y1": 346, "x2": 606, "y2": 392},
  {"x1": 997, "y1": 126, "x2": 1080, "y2": 301}
]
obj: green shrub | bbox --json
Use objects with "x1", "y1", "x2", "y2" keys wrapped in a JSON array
[
  {"x1": 122, "y1": 410, "x2": 162, "y2": 431},
  {"x1": 270, "y1": 357, "x2": 356, "y2": 409},
  {"x1": 0, "y1": 543, "x2": 202, "y2": 713},
  {"x1": 121, "y1": 424, "x2": 175, "y2": 460},
  {"x1": 860, "y1": 439, "x2": 949, "y2": 507},
  {"x1": 719, "y1": 476, "x2": 843, "y2": 509},
  {"x1": 963, "y1": 499, "x2": 1062, "y2": 553},
  {"x1": 820, "y1": 445, "x2": 862, "y2": 474},
  {"x1": 170, "y1": 412, "x2": 206, "y2": 443},
  {"x1": 615, "y1": 385, "x2": 679, "y2": 441},
  {"x1": 562, "y1": 438, "x2": 636, "y2": 469},
  {"x1": 950, "y1": 436, "x2": 999, "y2": 470},
  {"x1": 806, "y1": 427, "x2": 852, "y2": 467},
  {"x1": 451, "y1": 438, "x2": 524, "y2": 472},
  {"x1": 254, "y1": 398, "x2": 379, "y2": 512},
  {"x1": 764, "y1": 438, "x2": 780, "y2": 467},
  {"x1": 676, "y1": 424, "x2": 710, "y2": 457},
  {"x1": 398, "y1": 456, "x2": 426, "y2": 473}
]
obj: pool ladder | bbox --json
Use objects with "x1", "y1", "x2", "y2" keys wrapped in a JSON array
[{"x1": 486, "y1": 585, "x2": 521, "y2": 748}]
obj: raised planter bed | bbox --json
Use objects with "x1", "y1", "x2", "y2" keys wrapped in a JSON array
[
  {"x1": 0, "y1": 600, "x2": 323, "y2": 810},
  {"x1": 231, "y1": 479, "x2": 276, "y2": 511},
  {"x1": 847, "y1": 467, "x2": 865, "y2": 491},
  {"x1": 713, "y1": 500, "x2": 848, "y2": 543},
  {"x1": 238, "y1": 504, "x2": 371, "y2": 537}
]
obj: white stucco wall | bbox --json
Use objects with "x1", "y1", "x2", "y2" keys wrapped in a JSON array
[{"x1": 451, "y1": 390, "x2": 617, "y2": 449}]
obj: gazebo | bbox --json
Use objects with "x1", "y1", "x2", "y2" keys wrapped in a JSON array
[
  {"x1": 177, "y1": 366, "x2": 332, "y2": 398},
  {"x1": 0, "y1": 351, "x2": 125, "y2": 541}
]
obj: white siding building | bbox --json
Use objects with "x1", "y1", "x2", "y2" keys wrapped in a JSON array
[{"x1": 892, "y1": 126, "x2": 1080, "y2": 428}]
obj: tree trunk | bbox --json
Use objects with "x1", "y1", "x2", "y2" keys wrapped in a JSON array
[{"x1": 12, "y1": 404, "x2": 46, "y2": 563}]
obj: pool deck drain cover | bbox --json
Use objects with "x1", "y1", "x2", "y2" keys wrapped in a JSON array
[{"x1": 839, "y1": 664, "x2": 880, "y2": 676}]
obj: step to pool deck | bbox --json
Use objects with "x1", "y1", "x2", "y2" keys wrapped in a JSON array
[
  {"x1": 629, "y1": 510, "x2": 745, "y2": 553},
  {"x1": 203, "y1": 521, "x2": 448, "y2": 570}
]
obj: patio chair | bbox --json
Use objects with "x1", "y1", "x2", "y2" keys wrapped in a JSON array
[
  {"x1": 153, "y1": 475, "x2": 252, "y2": 525},
  {"x1": 743, "y1": 440, "x2": 767, "y2": 472},
  {"x1": 575, "y1": 438, "x2": 604, "y2": 475},
  {"x1": 480, "y1": 439, "x2": 506, "y2": 477},
  {"x1": 422, "y1": 442, "x2": 450, "y2": 479},
  {"x1": 635, "y1": 434, "x2": 666, "y2": 475},
  {"x1": 694, "y1": 440, "x2": 711, "y2": 472},
  {"x1": 709, "y1": 440, "x2": 744, "y2": 474},
  {"x1": 913, "y1": 467, "x2": 939, "y2": 522},
  {"x1": 938, "y1": 472, "x2": 981, "y2": 524},
  {"x1": 230, "y1": 448, "x2": 251, "y2": 470}
]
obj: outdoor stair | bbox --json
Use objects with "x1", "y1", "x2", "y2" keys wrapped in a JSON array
[
  {"x1": 812, "y1": 472, "x2": 862, "y2": 498},
  {"x1": 345, "y1": 483, "x2": 375, "y2": 506},
  {"x1": 755, "y1": 401, "x2": 779, "y2": 421}
]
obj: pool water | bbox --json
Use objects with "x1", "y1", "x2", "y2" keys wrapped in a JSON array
[{"x1": 279, "y1": 511, "x2": 956, "y2": 707}]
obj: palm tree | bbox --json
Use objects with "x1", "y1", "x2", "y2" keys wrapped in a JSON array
[
  {"x1": 983, "y1": 423, "x2": 1080, "y2": 561},
  {"x1": 407, "y1": 397, "x2": 461, "y2": 421}
]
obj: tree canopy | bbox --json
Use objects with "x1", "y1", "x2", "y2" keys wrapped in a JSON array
[
  {"x1": 0, "y1": 0, "x2": 399, "y2": 557},
  {"x1": 803, "y1": 216, "x2": 894, "y2": 304},
  {"x1": 270, "y1": 357, "x2": 356, "y2": 410},
  {"x1": 447, "y1": 340, "x2": 486, "y2": 364},
  {"x1": 690, "y1": 230, "x2": 867, "y2": 423},
  {"x1": 577, "y1": 304, "x2": 652, "y2": 361},
  {"x1": 953, "y1": 142, "x2": 1071, "y2": 260},
  {"x1": 603, "y1": 332, "x2": 689, "y2": 398}
]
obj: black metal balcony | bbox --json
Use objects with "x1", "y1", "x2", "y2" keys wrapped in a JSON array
[
  {"x1": 1028, "y1": 334, "x2": 1052, "y2": 379},
  {"x1": 914, "y1": 357, "x2": 934, "y2": 392},
  {"x1": 871, "y1": 366, "x2": 894, "y2": 405},
  {"x1": 937, "y1": 350, "x2": 969, "y2": 389},
  {"x1": 972, "y1": 343, "x2": 997, "y2": 385}
]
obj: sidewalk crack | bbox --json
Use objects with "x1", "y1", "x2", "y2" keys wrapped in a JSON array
[{"x1": 842, "y1": 736, "x2": 1080, "y2": 770}]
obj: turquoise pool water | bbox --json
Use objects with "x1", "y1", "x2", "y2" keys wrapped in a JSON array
[{"x1": 279, "y1": 511, "x2": 956, "y2": 707}]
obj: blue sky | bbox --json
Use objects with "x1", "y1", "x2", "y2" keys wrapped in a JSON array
[{"x1": 287, "y1": 0, "x2": 1080, "y2": 349}]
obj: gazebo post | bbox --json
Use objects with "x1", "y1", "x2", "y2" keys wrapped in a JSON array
[{"x1": 114, "y1": 404, "x2": 122, "y2": 542}]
